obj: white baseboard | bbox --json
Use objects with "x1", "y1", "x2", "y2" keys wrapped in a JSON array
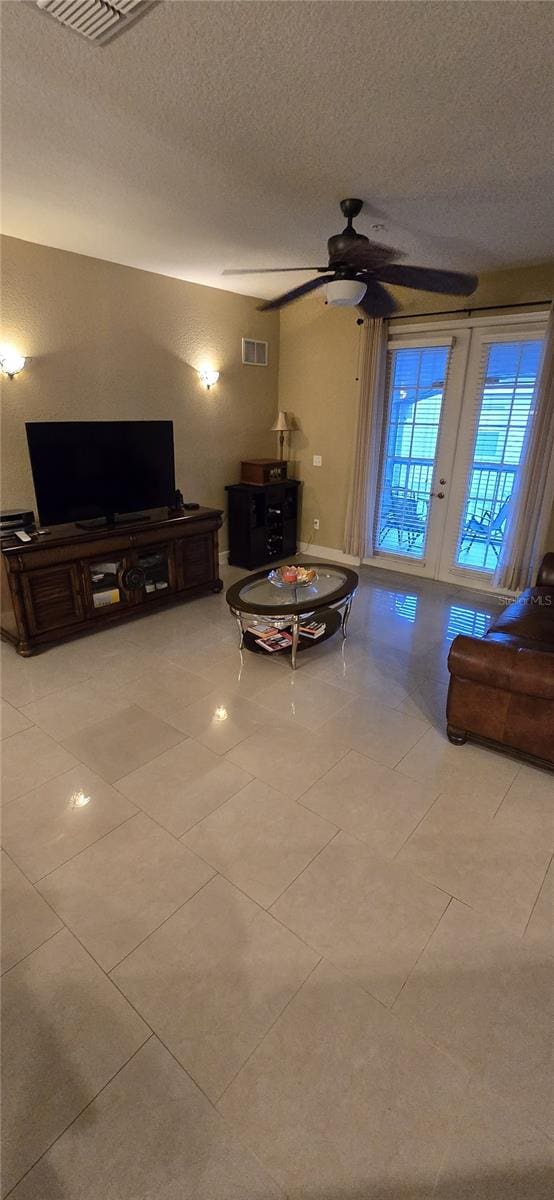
[
  {"x1": 218, "y1": 549, "x2": 229, "y2": 566},
  {"x1": 298, "y1": 541, "x2": 360, "y2": 566}
]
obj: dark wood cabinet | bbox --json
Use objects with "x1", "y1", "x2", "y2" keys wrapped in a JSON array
[
  {"x1": 226, "y1": 480, "x2": 301, "y2": 569},
  {"x1": 1, "y1": 507, "x2": 223, "y2": 655},
  {"x1": 21, "y1": 563, "x2": 84, "y2": 635},
  {"x1": 181, "y1": 532, "x2": 216, "y2": 587}
]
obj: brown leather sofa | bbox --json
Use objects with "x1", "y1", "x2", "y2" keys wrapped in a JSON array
[{"x1": 447, "y1": 553, "x2": 554, "y2": 767}]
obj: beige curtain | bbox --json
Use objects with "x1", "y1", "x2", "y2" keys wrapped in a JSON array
[
  {"x1": 493, "y1": 306, "x2": 554, "y2": 591},
  {"x1": 343, "y1": 318, "x2": 388, "y2": 559}
]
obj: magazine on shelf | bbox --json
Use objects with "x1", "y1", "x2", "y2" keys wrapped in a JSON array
[
  {"x1": 255, "y1": 631, "x2": 293, "y2": 652},
  {"x1": 246, "y1": 622, "x2": 280, "y2": 640},
  {"x1": 299, "y1": 620, "x2": 326, "y2": 639}
]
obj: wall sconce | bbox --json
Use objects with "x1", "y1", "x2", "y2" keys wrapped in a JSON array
[
  {"x1": 0, "y1": 350, "x2": 28, "y2": 380},
  {"x1": 198, "y1": 366, "x2": 220, "y2": 390}
]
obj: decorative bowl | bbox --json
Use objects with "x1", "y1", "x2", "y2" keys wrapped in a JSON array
[{"x1": 268, "y1": 566, "x2": 318, "y2": 589}]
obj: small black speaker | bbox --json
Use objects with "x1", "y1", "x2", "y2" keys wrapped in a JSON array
[{"x1": 121, "y1": 566, "x2": 146, "y2": 591}]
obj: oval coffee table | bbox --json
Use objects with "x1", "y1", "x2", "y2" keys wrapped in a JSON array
[{"x1": 226, "y1": 564, "x2": 359, "y2": 669}]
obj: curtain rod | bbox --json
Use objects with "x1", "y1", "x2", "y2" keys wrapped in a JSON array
[{"x1": 390, "y1": 299, "x2": 551, "y2": 320}]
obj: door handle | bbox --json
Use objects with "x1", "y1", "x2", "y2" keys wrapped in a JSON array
[{"x1": 430, "y1": 491, "x2": 445, "y2": 499}]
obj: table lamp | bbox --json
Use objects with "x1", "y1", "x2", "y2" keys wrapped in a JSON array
[{"x1": 271, "y1": 411, "x2": 293, "y2": 460}]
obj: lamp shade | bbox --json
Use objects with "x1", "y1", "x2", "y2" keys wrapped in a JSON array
[
  {"x1": 326, "y1": 278, "x2": 367, "y2": 307},
  {"x1": 271, "y1": 410, "x2": 293, "y2": 432}
]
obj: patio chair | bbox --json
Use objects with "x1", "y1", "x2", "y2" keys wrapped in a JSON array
[
  {"x1": 378, "y1": 487, "x2": 427, "y2": 548},
  {"x1": 460, "y1": 495, "x2": 511, "y2": 559}
]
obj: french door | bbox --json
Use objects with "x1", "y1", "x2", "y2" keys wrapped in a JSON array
[{"x1": 367, "y1": 319, "x2": 546, "y2": 590}]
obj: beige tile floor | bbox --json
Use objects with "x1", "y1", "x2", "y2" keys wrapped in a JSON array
[{"x1": 1, "y1": 560, "x2": 553, "y2": 1199}]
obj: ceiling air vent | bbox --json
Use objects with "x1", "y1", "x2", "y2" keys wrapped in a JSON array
[
  {"x1": 35, "y1": 0, "x2": 154, "y2": 45},
  {"x1": 242, "y1": 338, "x2": 268, "y2": 367}
]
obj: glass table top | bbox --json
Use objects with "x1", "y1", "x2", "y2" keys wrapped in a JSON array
[{"x1": 236, "y1": 567, "x2": 352, "y2": 608}]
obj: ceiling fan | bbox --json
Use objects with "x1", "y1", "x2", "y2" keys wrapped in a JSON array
[{"x1": 223, "y1": 199, "x2": 478, "y2": 317}]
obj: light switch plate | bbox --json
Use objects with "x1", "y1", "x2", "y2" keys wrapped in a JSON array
[{"x1": 313, "y1": 455, "x2": 322, "y2": 467}]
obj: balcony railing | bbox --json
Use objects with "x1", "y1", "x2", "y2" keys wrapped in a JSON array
[
  {"x1": 375, "y1": 457, "x2": 434, "y2": 558},
  {"x1": 456, "y1": 463, "x2": 515, "y2": 570}
]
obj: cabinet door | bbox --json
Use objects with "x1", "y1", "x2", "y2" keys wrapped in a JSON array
[
  {"x1": 82, "y1": 554, "x2": 134, "y2": 617},
  {"x1": 181, "y1": 533, "x2": 215, "y2": 588},
  {"x1": 134, "y1": 543, "x2": 177, "y2": 601},
  {"x1": 22, "y1": 564, "x2": 84, "y2": 635}
]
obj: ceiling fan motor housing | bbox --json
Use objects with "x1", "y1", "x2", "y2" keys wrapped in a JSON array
[{"x1": 327, "y1": 230, "x2": 369, "y2": 263}]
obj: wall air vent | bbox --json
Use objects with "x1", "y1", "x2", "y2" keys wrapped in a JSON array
[
  {"x1": 35, "y1": 0, "x2": 154, "y2": 45},
  {"x1": 242, "y1": 338, "x2": 268, "y2": 367}
]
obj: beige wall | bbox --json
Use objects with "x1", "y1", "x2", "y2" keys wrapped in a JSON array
[
  {"x1": 279, "y1": 263, "x2": 554, "y2": 552},
  {"x1": 2, "y1": 238, "x2": 552, "y2": 561},
  {"x1": 0, "y1": 236, "x2": 279, "y2": 550}
]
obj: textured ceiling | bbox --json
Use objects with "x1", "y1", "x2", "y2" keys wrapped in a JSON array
[{"x1": 1, "y1": 0, "x2": 553, "y2": 299}]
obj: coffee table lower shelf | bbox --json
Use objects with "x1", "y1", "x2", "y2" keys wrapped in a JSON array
[{"x1": 242, "y1": 608, "x2": 342, "y2": 658}]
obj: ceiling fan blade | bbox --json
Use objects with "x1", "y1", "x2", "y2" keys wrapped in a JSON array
[
  {"x1": 257, "y1": 275, "x2": 335, "y2": 312},
  {"x1": 332, "y1": 240, "x2": 402, "y2": 268},
  {"x1": 357, "y1": 280, "x2": 398, "y2": 319},
  {"x1": 376, "y1": 263, "x2": 478, "y2": 296},
  {"x1": 222, "y1": 267, "x2": 327, "y2": 276}
]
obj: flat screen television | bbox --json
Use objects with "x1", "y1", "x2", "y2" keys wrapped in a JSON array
[{"x1": 26, "y1": 420, "x2": 176, "y2": 527}]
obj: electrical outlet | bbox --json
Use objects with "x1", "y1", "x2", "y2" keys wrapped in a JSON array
[
  {"x1": 313, "y1": 518, "x2": 320, "y2": 531},
  {"x1": 313, "y1": 455, "x2": 322, "y2": 467}
]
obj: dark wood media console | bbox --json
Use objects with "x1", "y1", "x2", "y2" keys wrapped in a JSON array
[{"x1": 1, "y1": 507, "x2": 223, "y2": 655}]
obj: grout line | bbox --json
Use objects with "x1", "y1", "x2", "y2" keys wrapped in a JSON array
[
  {"x1": 0, "y1": 760, "x2": 91, "y2": 810},
  {"x1": 104, "y1": 917, "x2": 268, "y2": 1117},
  {"x1": 490, "y1": 766, "x2": 522, "y2": 819},
  {"x1": 2, "y1": 1035, "x2": 154, "y2": 1199},
  {"x1": 112, "y1": 763, "x2": 257, "y2": 843},
  {"x1": 0, "y1": 847, "x2": 72, "y2": 924},
  {"x1": 107, "y1": 871, "x2": 216, "y2": 973},
  {"x1": 392, "y1": 719, "x2": 431, "y2": 769},
  {"x1": 60, "y1": 727, "x2": 191, "y2": 786},
  {"x1": 259, "y1": 822, "x2": 340, "y2": 910},
  {"x1": 267, "y1": 907, "x2": 394, "y2": 1016},
  {"x1": 1, "y1": 923, "x2": 63, "y2": 979},
  {"x1": 391, "y1": 790, "x2": 443, "y2": 859},
  {"x1": 390, "y1": 895, "x2": 455, "y2": 1011},
  {"x1": 214, "y1": 955, "x2": 324, "y2": 1108},
  {"x1": 521, "y1": 850, "x2": 553, "y2": 940},
  {"x1": 33, "y1": 811, "x2": 140, "y2": 884},
  {"x1": 2, "y1": 673, "x2": 97, "y2": 715},
  {"x1": 37, "y1": 860, "x2": 217, "y2": 978}
]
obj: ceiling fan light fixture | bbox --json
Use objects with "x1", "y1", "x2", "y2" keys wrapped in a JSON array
[{"x1": 326, "y1": 278, "x2": 367, "y2": 307}]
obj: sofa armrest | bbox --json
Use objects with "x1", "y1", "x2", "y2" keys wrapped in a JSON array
[
  {"x1": 448, "y1": 634, "x2": 554, "y2": 700},
  {"x1": 537, "y1": 552, "x2": 554, "y2": 586}
]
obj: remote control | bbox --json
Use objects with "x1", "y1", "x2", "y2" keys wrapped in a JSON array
[
  {"x1": 14, "y1": 529, "x2": 32, "y2": 542},
  {"x1": 183, "y1": 502, "x2": 200, "y2": 510}
]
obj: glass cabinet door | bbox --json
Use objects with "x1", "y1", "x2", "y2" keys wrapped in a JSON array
[
  {"x1": 135, "y1": 544, "x2": 175, "y2": 599},
  {"x1": 85, "y1": 556, "x2": 131, "y2": 613}
]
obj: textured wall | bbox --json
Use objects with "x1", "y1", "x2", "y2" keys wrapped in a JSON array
[
  {"x1": 279, "y1": 263, "x2": 554, "y2": 553},
  {"x1": 0, "y1": 236, "x2": 279, "y2": 549}
]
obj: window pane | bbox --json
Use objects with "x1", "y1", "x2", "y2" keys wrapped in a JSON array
[
  {"x1": 455, "y1": 338, "x2": 543, "y2": 572},
  {"x1": 374, "y1": 345, "x2": 450, "y2": 560}
]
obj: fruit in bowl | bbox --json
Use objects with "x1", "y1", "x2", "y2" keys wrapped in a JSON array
[
  {"x1": 296, "y1": 566, "x2": 317, "y2": 584},
  {"x1": 270, "y1": 565, "x2": 318, "y2": 587}
]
